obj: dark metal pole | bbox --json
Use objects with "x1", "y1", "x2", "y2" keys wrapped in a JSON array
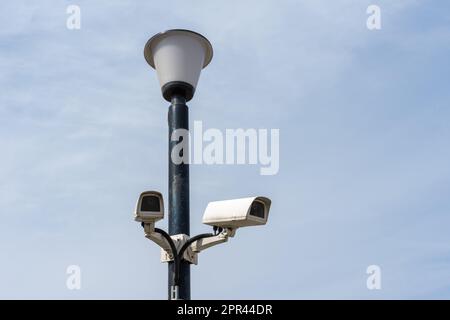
[{"x1": 168, "y1": 94, "x2": 190, "y2": 300}]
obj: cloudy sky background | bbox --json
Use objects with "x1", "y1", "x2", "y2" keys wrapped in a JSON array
[{"x1": 0, "y1": 0, "x2": 449, "y2": 299}]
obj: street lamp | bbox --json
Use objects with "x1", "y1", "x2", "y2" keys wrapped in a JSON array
[
  {"x1": 144, "y1": 29, "x2": 212, "y2": 300},
  {"x1": 137, "y1": 29, "x2": 272, "y2": 300},
  {"x1": 144, "y1": 29, "x2": 213, "y2": 102}
]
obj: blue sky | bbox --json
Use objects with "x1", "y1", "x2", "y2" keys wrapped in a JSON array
[{"x1": 0, "y1": 0, "x2": 449, "y2": 299}]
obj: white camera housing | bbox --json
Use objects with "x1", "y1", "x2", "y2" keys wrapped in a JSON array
[
  {"x1": 202, "y1": 196, "x2": 271, "y2": 229},
  {"x1": 134, "y1": 191, "x2": 164, "y2": 223}
]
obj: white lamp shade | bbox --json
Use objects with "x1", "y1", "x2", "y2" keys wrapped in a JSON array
[{"x1": 144, "y1": 29, "x2": 213, "y2": 101}]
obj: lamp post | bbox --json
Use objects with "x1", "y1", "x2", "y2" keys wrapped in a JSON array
[{"x1": 143, "y1": 29, "x2": 213, "y2": 300}]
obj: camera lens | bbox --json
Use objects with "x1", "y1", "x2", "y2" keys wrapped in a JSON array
[
  {"x1": 249, "y1": 201, "x2": 265, "y2": 219},
  {"x1": 141, "y1": 195, "x2": 161, "y2": 212}
]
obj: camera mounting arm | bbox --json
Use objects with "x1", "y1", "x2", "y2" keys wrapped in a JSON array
[
  {"x1": 142, "y1": 222, "x2": 184, "y2": 290},
  {"x1": 142, "y1": 223, "x2": 176, "y2": 257},
  {"x1": 189, "y1": 228, "x2": 236, "y2": 253}
]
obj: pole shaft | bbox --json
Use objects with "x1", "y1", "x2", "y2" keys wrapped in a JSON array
[{"x1": 168, "y1": 95, "x2": 190, "y2": 300}]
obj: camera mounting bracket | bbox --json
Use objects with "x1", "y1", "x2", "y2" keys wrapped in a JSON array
[
  {"x1": 143, "y1": 223, "x2": 172, "y2": 252},
  {"x1": 190, "y1": 228, "x2": 236, "y2": 253},
  {"x1": 143, "y1": 223, "x2": 237, "y2": 266},
  {"x1": 143, "y1": 223, "x2": 197, "y2": 264}
]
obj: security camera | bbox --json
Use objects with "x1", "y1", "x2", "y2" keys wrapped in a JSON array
[
  {"x1": 134, "y1": 191, "x2": 164, "y2": 223},
  {"x1": 202, "y1": 196, "x2": 271, "y2": 229}
]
